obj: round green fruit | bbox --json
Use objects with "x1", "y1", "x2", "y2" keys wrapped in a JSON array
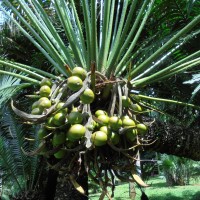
[
  {"x1": 91, "y1": 131, "x2": 108, "y2": 146},
  {"x1": 67, "y1": 76, "x2": 83, "y2": 91},
  {"x1": 67, "y1": 111, "x2": 83, "y2": 125},
  {"x1": 137, "y1": 123, "x2": 148, "y2": 134},
  {"x1": 38, "y1": 97, "x2": 49, "y2": 102},
  {"x1": 58, "y1": 87, "x2": 68, "y2": 98},
  {"x1": 53, "y1": 112, "x2": 66, "y2": 126},
  {"x1": 99, "y1": 126, "x2": 111, "y2": 136},
  {"x1": 131, "y1": 103, "x2": 142, "y2": 112},
  {"x1": 122, "y1": 118, "x2": 135, "y2": 127},
  {"x1": 32, "y1": 101, "x2": 39, "y2": 110},
  {"x1": 52, "y1": 132, "x2": 66, "y2": 146},
  {"x1": 54, "y1": 149, "x2": 66, "y2": 159},
  {"x1": 56, "y1": 102, "x2": 64, "y2": 109},
  {"x1": 109, "y1": 132, "x2": 120, "y2": 145},
  {"x1": 37, "y1": 127, "x2": 48, "y2": 140},
  {"x1": 67, "y1": 124, "x2": 86, "y2": 141},
  {"x1": 38, "y1": 97, "x2": 51, "y2": 109},
  {"x1": 46, "y1": 116, "x2": 54, "y2": 127},
  {"x1": 125, "y1": 128, "x2": 137, "y2": 142},
  {"x1": 71, "y1": 107, "x2": 82, "y2": 113},
  {"x1": 80, "y1": 88, "x2": 95, "y2": 104},
  {"x1": 39, "y1": 85, "x2": 51, "y2": 97},
  {"x1": 72, "y1": 67, "x2": 87, "y2": 80},
  {"x1": 87, "y1": 120, "x2": 97, "y2": 131},
  {"x1": 109, "y1": 116, "x2": 122, "y2": 131},
  {"x1": 95, "y1": 110, "x2": 107, "y2": 117},
  {"x1": 121, "y1": 115, "x2": 130, "y2": 120},
  {"x1": 132, "y1": 94, "x2": 141, "y2": 101},
  {"x1": 56, "y1": 102, "x2": 68, "y2": 113},
  {"x1": 40, "y1": 78, "x2": 52, "y2": 87},
  {"x1": 122, "y1": 96, "x2": 131, "y2": 107},
  {"x1": 97, "y1": 115, "x2": 109, "y2": 126},
  {"x1": 31, "y1": 107, "x2": 43, "y2": 115}
]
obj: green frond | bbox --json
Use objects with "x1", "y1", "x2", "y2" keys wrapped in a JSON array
[
  {"x1": 0, "y1": 137, "x2": 22, "y2": 190},
  {"x1": 0, "y1": 105, "x2": 41, "y2": 191},
  {"x1": 1, "y1": 0, "x2": 199, "y2": 84},
  {"x1": 136, "y1": 94, "x2": 200, "y2": 109},
  {"x1": 0, "y1": 59, "x2": 59, "y2": 80},
  {"x1": 1, "y1": 107, "x2": 27, "y2": 174},
  {"x1": 0, "y1": 74, "x2": 32, "y2": 108}
]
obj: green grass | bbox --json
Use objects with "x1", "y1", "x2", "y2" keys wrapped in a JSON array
[{"x1": 89, "y1": 176, "x2": 200, "y2": 200}]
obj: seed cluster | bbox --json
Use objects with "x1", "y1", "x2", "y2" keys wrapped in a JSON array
[{"x1": 12, "y1": 67, "x2": 149, "y2": 194}]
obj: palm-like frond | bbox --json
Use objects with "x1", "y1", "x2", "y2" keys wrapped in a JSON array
[
  {"x1": 1, "y1": 106, "x2": 28, "y2": 183},
  {"x1": 0, "y1": 138, "x2": 23, "y2": 198},
  {"x1": 0, "y1": 134, "x2": 22, "y2": 191},
  {"x1": 0, "y1": 0, "x2": 199, "y2": 84},
  {"x1": 0, "y1": 73, "x2": 32, "y2": 108},
  {"x1": 0, "y1": 105, "x2": 43, "y2": 194}
]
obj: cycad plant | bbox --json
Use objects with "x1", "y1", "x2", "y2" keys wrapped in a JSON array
[
  {"x1": 0, "y1": 0, "x2": 200, "y2": 198},
  {"x1": 160, "y1": 154, "x2": 200, "y2": 186},
  {"x1": 0, "y1": 99, "x2": 44, "y2": 199}
]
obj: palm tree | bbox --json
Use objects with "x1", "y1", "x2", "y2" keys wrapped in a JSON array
[{"x1": 0, "y1": 0, "x2": 200, "y2": 199}]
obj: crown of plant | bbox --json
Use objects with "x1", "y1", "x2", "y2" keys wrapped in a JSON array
[{"x1": 1, "y1": 0, "x2": 200, "y2": 196}]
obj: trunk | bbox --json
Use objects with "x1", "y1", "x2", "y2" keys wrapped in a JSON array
[
  {"x1": 54, "y1": 155, "x2": 88, "y2": 200},
  {"x1": 129, "y1": 182, "x2": 136, "y2": 199},
  {"x1": 144, "y1": 121, "x2": 200, "y2": 161},
  {"x1": 163, "y1": 170, "x2": 176, "y2": 186},
  {"x1": 76, "y1": 169, "x2": 88, "y2": 200},
  {"x1": 55, "y1": 174, "x2": 88, "y2": 200},
  {"x1": 44, "y1": 169, "x2": 59, "y2": 200}
]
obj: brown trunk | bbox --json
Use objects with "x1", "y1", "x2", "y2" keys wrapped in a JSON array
[
  {"x1": 54, "y1": 155, "x2": 88, "y2": 200},
  {"x1": 129, "y1": 182, "x2": 136, "y2": 199},
  {"x1": 44, "y1": 169, "x2": 59, "y2": 200}
]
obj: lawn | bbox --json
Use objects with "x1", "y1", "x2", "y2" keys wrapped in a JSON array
[{"x1": 89, "y1": 176, "x2": 200, "y2": 200}]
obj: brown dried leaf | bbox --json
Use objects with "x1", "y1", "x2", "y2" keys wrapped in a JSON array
[{"x1": 132, "y1": 174, "x2": 149, "y2": 187}]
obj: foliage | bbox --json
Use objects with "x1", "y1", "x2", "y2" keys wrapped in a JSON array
[
  {"x1": 160, "y1": 154, "x2": 200, "y2": 186},
  {"x1": 0, "y1": 0, "x2": 199, "y2": 80},
  {"x1": 0, "y1": 0, "x2": 199, "y2": 198},
  {"x1": 0, "y1": 73, "x2": 31, "y2": 108},
  {"x1": 0, "y1": 104, "x2": 45, "y2": 198}
]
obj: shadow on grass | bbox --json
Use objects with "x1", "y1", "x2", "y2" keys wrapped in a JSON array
[
  {"x1": 182, "y1": 190, "x2": 200, "y2": 200},
  {"x1": 150, "y1": 191, "x2": 200, "y2": 200}
]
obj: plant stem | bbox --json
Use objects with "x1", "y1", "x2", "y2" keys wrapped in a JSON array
[
  {"x1": 0, "y1": 70, "x2": 40, "y2": 84},
  {"x1": 130, "y1": 15, "x2": 200, "y2": 78},
  {"x1": 0, "y1": 60, "x2": 44, "y2": 80},
  {"x1": 12, "y1": 62, "x2": 60, "y2": 80},
  {"x1": 137, "y1": 94, "x2": 200, "y2": 109},
  {"x1": 133, "y1": 58, "x2": 200, "y2": 86},
  {"x1": 90, "y1": 62, "x2": 96, "y2": 92}
]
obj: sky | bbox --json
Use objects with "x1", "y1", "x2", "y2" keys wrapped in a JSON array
[
  {"x1": 0, "y1": 11, "x2": 5, "y2": 25},
  {"x1": 0, "y1": 1, "x2": 5, "y2": 26}
]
